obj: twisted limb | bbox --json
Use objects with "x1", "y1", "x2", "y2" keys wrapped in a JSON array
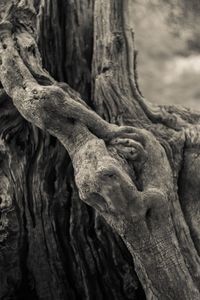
[
  {"x1": 0, "y1": 7, "x2": 141, "y2": 146},
  {"x1": 1, "y1": 2, "x2": 200, "y2": 300},
  {"x1": 71, "y1": 125, "x2": 200, "y2": 300}
]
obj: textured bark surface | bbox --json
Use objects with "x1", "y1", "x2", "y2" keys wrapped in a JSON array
[
  {"x1": 0, "y1": 1, "x2": 144, "y2": 300},
  {"x1": 1, "y1": 1, "x2": 200, "y2": 300}
]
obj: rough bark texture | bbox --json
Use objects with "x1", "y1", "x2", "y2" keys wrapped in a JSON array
[
  {"x1": 1, "y1": 0, "x2": 200, "y2": 300},
  {"x1": 0, "y1": 1, "x2": 144, "y2": 300}
]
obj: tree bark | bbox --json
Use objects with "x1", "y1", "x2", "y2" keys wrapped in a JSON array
[{"x1": 0, "y1": 1, "x2": 200, "y2": 300}]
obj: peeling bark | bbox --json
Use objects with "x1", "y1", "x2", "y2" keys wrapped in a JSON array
[{"x1": 1, "y1": 0, "x2": 200, "y2": 300}]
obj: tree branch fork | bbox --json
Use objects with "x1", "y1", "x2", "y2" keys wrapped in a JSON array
[{"x1": 0, "y1": 15, "x2": 169, "y2": 225}]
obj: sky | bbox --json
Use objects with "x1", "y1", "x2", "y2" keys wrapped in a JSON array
[{"x1": 132, "y1": 0, "x2": 200, "y2": 110}]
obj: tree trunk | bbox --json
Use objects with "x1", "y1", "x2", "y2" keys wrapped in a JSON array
[{"x1": 0, "y1": 1, "x2": 200, "y2": 300}]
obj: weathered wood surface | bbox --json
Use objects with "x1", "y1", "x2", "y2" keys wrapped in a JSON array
[{"x1": 0, "y1": 0, "x2": 200, "y2": 300}]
